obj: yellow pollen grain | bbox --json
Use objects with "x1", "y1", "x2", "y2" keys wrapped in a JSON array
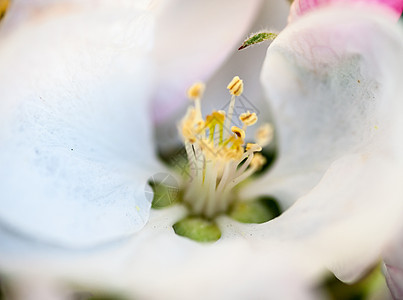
[
  {"x1": 246, "y1": 143, "x2": 262, "y2": 152},
  {"x1": 231, "y1": 126, "x2": 245, "y2": 140},
  {"x1": 212, "y1": 110, "x2": 226, "y2": 124},
  {"x1": 227, "y1": 76, "x2": 243, "y2": 96},
  {"x1": 187, "y1": 82, "x2": 205, "y2": 100},
  {"x1": 239, "y1": 111, "x2": 258, "y2": 126}
]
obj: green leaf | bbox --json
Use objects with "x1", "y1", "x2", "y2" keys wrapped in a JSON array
[
  {"x1": 173, "y1": 217, "x2": 221, "y2": 242},
  {"x1": 238, "y1": 31, "x2": 278, "y2": 50},
  {"x1": 229, "y1": 196, "x2": 281, "y2": 224}
]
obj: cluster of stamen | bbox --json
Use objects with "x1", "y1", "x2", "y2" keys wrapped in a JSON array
[{"x1": 179, "y1": 76, "x2": 273, "y2": 218}]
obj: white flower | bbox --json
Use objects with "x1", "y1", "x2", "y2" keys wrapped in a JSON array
[{"x1": 0, "y1": 0, "x2": 403, "y2": 299}]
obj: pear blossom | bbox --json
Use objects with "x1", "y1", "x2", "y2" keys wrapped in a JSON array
[{"x1": 1, "y1": 0, "x2": 403, "y2": 299}]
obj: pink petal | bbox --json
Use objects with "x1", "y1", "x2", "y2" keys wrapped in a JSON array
[
  {"x1": 289, "y1": 0, "x2": 403, "y2": 22},
  {"x1": 383, "y1": 263, "x2": 403, "y2": 299}
]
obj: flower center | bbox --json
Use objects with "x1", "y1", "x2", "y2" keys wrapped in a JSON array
[{"x1": 179, "y1": 76, "x2": 273, "y2": 218}]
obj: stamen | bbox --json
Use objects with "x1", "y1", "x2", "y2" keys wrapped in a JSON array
[
  {"x1": 240, "y1": 111, "x2": 258, "y2": 130},
  {"x1": 246, "y1": 143, "x2": 262, "y2": 152},
  {"x1": 224, "y1": 76, "x2": 243, "y2": 140},
  {"x1": 187, "y1": 82, "x2": 205, "y2": 100},
  {"x1": 256, "y1": 123, "x2": 274, "y2": 147},
  {"x1": 227, "y1": 76, "x2": 244, "y2": 96},
  {"x1": 250, "y1": 153, "x2": 266, "y2": 169},
  {"x1": 187, "y1": 82, "x2": 205, "y2": 120},
  {"x1": 179, "y1": 76, "x2": 273, "y2": 218},
  {"x1": 231, "y1": 126, "x2": 245, "y2": 140}
]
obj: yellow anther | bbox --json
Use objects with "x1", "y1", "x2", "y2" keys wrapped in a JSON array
[
  {"x1": 211, "y1": 110, "x2": 226, "y2": 125},
  {"x1": 205, "y1": 111, "x2": 224, "y2": 125},
  {"x1": 250, "y1": 153, "x2": 266, "y2": 169},
  {"x1": 255, "y1": 123, "x2": 274, "y2": 147},
  {"x1": 179, "y1": 75, "x2": 273, "y2": 218},
  {"x1": 224, "y1": 146, "x2": 243, "y2": 161},
  {"x1": 181, "y1": 108, "x2": 200, "y2": 143},
  {"x1": 239, "y1": 111, "x2": 258, "y2": 126},
  {"x1": 182, "y1": 126, "x2": 196, "y2": 143},
  {"x1": 246, "y1": 143, "x2": 262, "y2": 152},
  {"x1": 227, "y1": 76, "x2": 243, "y2": 96},
  {"x1": 205, "y1": 111, "x2": 226, "y2": 142},
  {"x1": 195, "y1": 120, "x2": 205, "y2": 132},
  {"x1": 0, "y1": 0, "x2": 9, "y2": 19},
  {"x1": 181, "y1": 119, "x2": 198, "y2": 143},
  {"x1": 231, "y1": 138, "x2": 244, "y2": 150},
  {"x1": 187, "y1": 82, "x2": 205, "y2": 100},
  {"x1": 231, "y1": 126, "x2": 245, "y2": 140}
]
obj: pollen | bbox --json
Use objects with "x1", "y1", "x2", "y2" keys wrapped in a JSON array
[
  {"x1": 240, "y1": 111, "x2": 258, "y2": 126},
  {"x1": 231, "y1": 126, "x2": 245, "y2": 139},
  {"x1": 227, "y1": 76, "x2": 243, "y2": 96},
  {"x1": 246, "y1": 143, "x2": 262, "y2": 152},
  {"x1": 178, "y1": 76, "x2": 274, "y2": 218},
  {"x1": 187, "y1": 82, "x2": 205, "y2": 100}
]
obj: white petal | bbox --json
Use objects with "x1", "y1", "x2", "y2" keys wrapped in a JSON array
[
  {"x1": 0, "y1": 0, "x2": 151, "y2": 35},
  {"x1": 245, "y1": 5, "x2": 403, "y2": 208},
  {"x1": 242, "y1": 7, "x2": 403, "y2": 280},
  {"x1": 0, "y1": 206, "x2": 323, "y2": 300},
  {"x1": 0, "y1": 6, "x2": 159, "y2": 248},
  {"x1": 150, "y1": 0, "x2": 263, "y2": 123}
]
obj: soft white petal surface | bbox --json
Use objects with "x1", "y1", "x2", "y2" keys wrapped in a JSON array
[
  {"x1": 0, "y1": 0, "x2": 151, "y2": 35},
  {"x1": 0, "y1": 206, "x2": 323, "y2": 300},
  {"x1": 0, "y1": 6, "x2": 158, "y2": 248},
  {"x1": 245, "y1": 6, "x2": 403, "y2": 207},
  {"x1": 150, "y1": 0, "x2": 263, "y2": 122},
  {"x1": 241, "y1": 7, "x2": 403, "y2": 281}
]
